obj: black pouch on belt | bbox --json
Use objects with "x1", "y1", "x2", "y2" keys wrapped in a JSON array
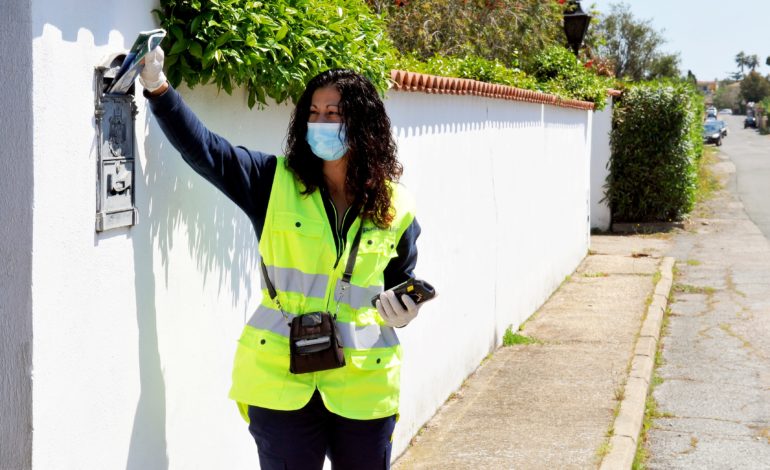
[
  {"x1": 260, "y1": 224, "x2": 364, "y2": 375},
  {"x1": 289, "y1": 312, "x2": 345, "y2": 374}
]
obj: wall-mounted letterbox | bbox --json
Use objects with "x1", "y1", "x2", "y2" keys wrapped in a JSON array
[{"x1": 93, "y1": 53, "x2": 138, "y2": 232}]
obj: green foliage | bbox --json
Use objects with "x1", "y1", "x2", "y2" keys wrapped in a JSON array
[
  {"x1": 606, "y1": 82, "x2": 703, "y2": 222},
  {"x1": 594, "y1": 3, "x2": 680, "y2": 81},
  {"x1": 712, "y1": 82, "x2": 741, "y2": 112},
  {"x1": 154, "y1": 0, "x2": 612, "y2": 109},
  {"x1": 527, "y1": 46, "x2": 613, "y2": 110},
  {"x1": 740, "y1": 71, "x2": 770, "y2": 103},
  {"x1": 502, "y1": 327, "x2": 539, "y2": 346},
  {"x1": 735, "y1": 51, "x2": 759, "y2": 79},
  {"x1": 154, "y1": 0, "x2": 398, "y2": 107},
  {"x1": 395, "y1": 54, "x2": 539, "y2": 90},
  {"x1": 370, "y1": 0, "x2": 563, "y2": 66}
]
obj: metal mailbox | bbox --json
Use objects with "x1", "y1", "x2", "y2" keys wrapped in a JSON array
[{"x1": 94, "y1": 53, "x2": 138, "y2": 232}]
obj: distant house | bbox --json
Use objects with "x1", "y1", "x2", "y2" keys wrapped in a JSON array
[
  {"x1": 697, "y1": 80, "x2": 719, "y2": 105},
  {"x1": 697, "y1": 80, "x2": 718, "y2": 94}
]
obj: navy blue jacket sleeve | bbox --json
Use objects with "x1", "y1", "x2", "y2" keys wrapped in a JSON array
[
  {"x1": 383, "y1": 218, "x2": 421, "y2": 289},
  {"x1": 146, "y1": 86, "x2": 275, "y2": 238}
]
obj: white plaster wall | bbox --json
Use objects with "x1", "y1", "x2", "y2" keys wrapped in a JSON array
[
  {"x1": 28, "y1": 2, "x2": 590, "y2": 467},
  {"x1": 30, "y1": 2, "x2": 281, "y2": 468},
  {"x1": 1, "y1": 1, "x2": 34, "y2": 468},
  {"x1": 591, "y1": 96, "x2": 613, "y2": 231},
  {"x1": 387, "y1": 93, "x2": 590, "y2": 455}
]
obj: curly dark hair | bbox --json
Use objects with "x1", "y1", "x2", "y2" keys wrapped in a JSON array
[{"x1": 285, "y1": 69, "x2": 402, "y2": 228}]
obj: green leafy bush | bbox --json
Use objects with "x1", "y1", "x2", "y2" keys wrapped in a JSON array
[
  {"x1": 606, "y1": 82, "x2": 703, "y2": 222},
  {"x1": 395, "y1": 54, "x2": 539, "y2": 91},
  {"x1": 369, "y1": 0, "x2": 563, "y2": 67},
  {"x1": 154, "y1": 0, "x2": 398, "y2": 107},
  {"x1": 527, "y1": 46, "x2": 612, "y2": 109},
  {"x1": 154, "y1": 1, "x2": 611, "y2": 109}
]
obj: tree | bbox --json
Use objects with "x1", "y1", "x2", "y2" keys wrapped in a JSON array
[
  {"x1": 593, "y1": 3, "x2": 679, "y2": 81},
  {"x1": 735, "y1": 51, "x2": 747, "y2": 78},
  {"x1": 747, "y1": 54, "x2": 760, "y2": 72},
  {"x1": 686, "y1": 70, "x2": 697, "y2": 85},
  {"x1": 370, "y1": 0, "x2": 564, "y2": 65},
  {"x1": 648, "y1": 54, "x2": 681, "y2": 80},
  {"x1": 713, "y1": 82, "x2": 741, "y2": 111},
  {"x1": 740, "y1": 71, "x2": 770, "y2": 103}
]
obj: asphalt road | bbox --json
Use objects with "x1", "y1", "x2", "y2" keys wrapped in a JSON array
[
  {"x1": 646, "y1": 115, "x2": 770, "y2": 468},
  {"x1": 721, "y1": 114, "x2": 770, "y2": 242}
]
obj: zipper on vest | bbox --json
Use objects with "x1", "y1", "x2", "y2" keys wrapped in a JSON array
[{"x1": 328, "y1": 200, "x2": 354, "y2": 270}]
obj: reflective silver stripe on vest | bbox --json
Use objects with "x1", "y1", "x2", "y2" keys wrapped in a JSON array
[
  {"x1": 247, "y1": 305, "x2": 399, "y2": 349},
  {"x1": 248, "y1": 305, "x2": 293, "y2": 337},
  {"x1": 261, "y1": 265, "x2": 329, "y2": 300},
  {"x1": 333, "y1": 281, "x2": 384, "y2": 311}
]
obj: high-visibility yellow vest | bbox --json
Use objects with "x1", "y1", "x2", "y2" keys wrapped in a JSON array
[{"x1": 229, "y1": 156, "x2": 416, "y2": 420}]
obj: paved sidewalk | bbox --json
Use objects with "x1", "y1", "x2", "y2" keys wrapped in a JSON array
[
  {"x1": 393, "y1": 234, "x2": 673, "y2": 469},
  {"x1": 646, "y1": 153, "x2": 770, "y2": 467}
]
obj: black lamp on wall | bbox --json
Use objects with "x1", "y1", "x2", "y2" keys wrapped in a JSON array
[{"x1": 563, "y1": 0, "x2": 591, "y2": 57}]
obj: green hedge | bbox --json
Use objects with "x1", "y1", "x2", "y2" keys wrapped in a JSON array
[
  {"x1": 606, "y1": 82, "x2": 704, "y2": 222},
  {"x1": 395, "y1": 54, "x2": 539, "y2": 91},
  {"x1": 154, "y1": 1, "x2": 610, "y2": 109},
  {"x1": 154, "y1": 0, "x2": 397, "y2": 107},
  {"x1": 527, "y1": 46, "x2": 612, "y2": 110}
]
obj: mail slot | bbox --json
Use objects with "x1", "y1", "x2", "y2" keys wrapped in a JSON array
[{"x1": 94, "y1": 53, "x2": 139, "y2": 232}]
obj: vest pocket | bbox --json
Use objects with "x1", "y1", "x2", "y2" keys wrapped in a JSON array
[
  {"x1": 272, "y1": 211, "x2": 324, "y2": 238},
  {"x1": 357, "y1": 230, "x2": 399, "y2": 281},
  {"x1": 349, "y1": 348, "x2": 401, "y2": 370},
  {"x1": 230, "y1": 330, "x2": 292, "y2": 405},
  {"x1": 358, "y1": 230, "x2": 398, "y2": 257}
]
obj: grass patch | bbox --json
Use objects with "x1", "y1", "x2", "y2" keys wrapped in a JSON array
[
  {"x1": 502, "y1": 327, "x2": 540, "y2": 346},
  {"x1": 596, "y1": 440, "x2": 613, "y2": 461},
  {"x1": 633, "y1": 300, "x2": 675, "y2": 468},
  {"x1": 673, "y1": 283, "x2": 716, "y2": 295},
  {"x1": 696, "y1": 146, "x2": 722, "y2": 204},
  {"x1": 583, "y1": 272, "x2": 609, "y2": 278},
  {"x1": 686, "y1": 259, "x2": 701, "y2": 266}
]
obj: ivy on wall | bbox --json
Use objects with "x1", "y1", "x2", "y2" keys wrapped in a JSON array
[{"x1": 155, "y1": 0, "x2": 398, "y2": 107}]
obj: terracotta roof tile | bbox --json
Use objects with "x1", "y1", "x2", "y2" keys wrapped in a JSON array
[{"x1": 390, "y1": 70, "x2": 595, "y2": 111}]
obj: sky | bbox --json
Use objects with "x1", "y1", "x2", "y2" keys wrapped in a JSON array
[{"x1": 586, "y1": 0, "x2": 770, "y2": 81}]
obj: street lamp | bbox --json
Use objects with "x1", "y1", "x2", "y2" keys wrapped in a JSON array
[{"x1": 563, "y1": 0, "x2": 591, "y2": 57}]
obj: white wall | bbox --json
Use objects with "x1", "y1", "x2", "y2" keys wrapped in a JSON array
[
  {"x1": 591, "y1": 96, "x2": 613, "y2": 231},
  {"x1": 1, "y1": 1, "x2": 34, "y2": 469},
  {"x1": 388, "y1": 93, "x2": 591, "y2": 454},
  {"x1": 24, "y1": 2, "x2": 591, "y2": 468}
]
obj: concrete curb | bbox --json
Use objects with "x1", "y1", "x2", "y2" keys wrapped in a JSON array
[{"x1": 599, "y1": 256, "x2": 675, "y2": 470}]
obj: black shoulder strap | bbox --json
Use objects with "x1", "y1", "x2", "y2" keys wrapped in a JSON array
[
  {"x1": 260, "y1": 259, "x2": 278, "y2": 302},
  {"x1": 342, "y1": 223, "x2": 364, "y2": 284}
]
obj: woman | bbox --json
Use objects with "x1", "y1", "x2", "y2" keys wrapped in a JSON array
[{"x1": 141, "y1": 47, "x2": 422, "y2": 469}]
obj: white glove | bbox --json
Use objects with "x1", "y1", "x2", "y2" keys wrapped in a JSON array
[
  {"x1": 376, "y1": 289, "x2": 420, "y2": 328},
  {"x1": 139, "y1": 46, "x2": 167, "y2": 92}
]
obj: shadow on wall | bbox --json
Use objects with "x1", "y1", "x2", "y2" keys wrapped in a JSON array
[
  {"x1": 120, "y1": 106, "x2": 261, "y2": 469},
  {"x1": 33, "y1": 0, "x2": 153, "y2": 46}
]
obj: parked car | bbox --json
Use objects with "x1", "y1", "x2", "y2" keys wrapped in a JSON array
[
  {"x1": 703, "y1": 122, "x2": 723, "y2": 146},
  {"x1": 718, "y1": 108, "x2": 733, "y2": 115},
  {"x1": 715, "y1": 120, "x2": 728, "y2": 137},
  {"x1": 707, "y1": 106, "x2": 718, "y2": 118},
  {"x1": 745, "y1": 115, "x2": 757, "y2": 128}
]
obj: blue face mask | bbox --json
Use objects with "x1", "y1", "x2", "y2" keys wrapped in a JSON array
[{"x1": 306, "y1": 123, "x2": 348, "y2": 161}]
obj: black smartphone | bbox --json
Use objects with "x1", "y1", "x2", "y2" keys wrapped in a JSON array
[{"x1": 371, "y1": 278, "x2": 437, "y2": 308}]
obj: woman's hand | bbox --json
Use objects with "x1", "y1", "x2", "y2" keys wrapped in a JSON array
[
  {"x1": 140, "y1": 46, "x2": 168, "y2": 94},
  {"x1": 376, "y1": 289, "x2": 420, "y2": 328}
]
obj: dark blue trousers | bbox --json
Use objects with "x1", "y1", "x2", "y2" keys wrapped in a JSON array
[{"x1": 248, "y1": 390, "x2": 397, "y2": 470}]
